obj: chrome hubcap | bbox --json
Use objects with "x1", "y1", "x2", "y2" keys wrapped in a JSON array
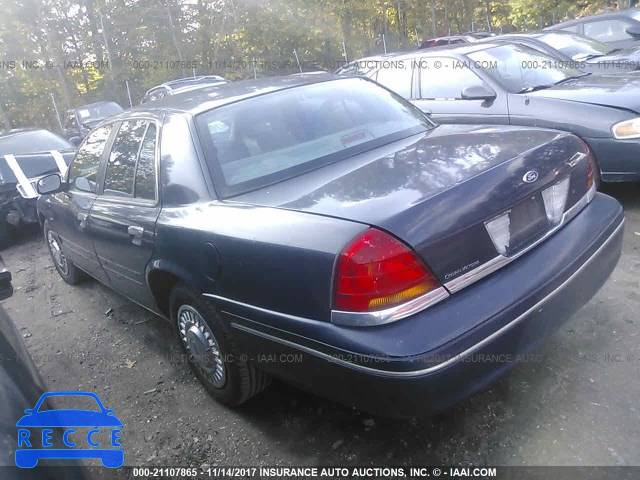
[
  {"x1": 177, "y1": 305, "x2": 226, "y2": 388},
  {"x1": 47, "y1": 230, "x2": 68, "y2": 276}
]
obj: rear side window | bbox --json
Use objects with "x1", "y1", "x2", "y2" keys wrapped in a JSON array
[
  {"x1": 558, "y1": 25, "x2": 580, "y2": 34},
  {"x1": 375, "y1": 63, "x2": 413, "y2": 98},
  {"x1": 104, "y1": 120, "x2": 148, "y2": 197},
  {"x1": 134, "y1": 123, "x2": 157, "y2": 200},
  {"x1": 584, "y1": 19, "x2": 634, "y2": 42},
  {"x1": 68, "y1": 125, "x2": 113, "y2": 193}
]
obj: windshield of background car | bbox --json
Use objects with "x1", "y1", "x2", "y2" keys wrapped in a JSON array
[
  {"x1": 467, "y1": 44, "x2": 585, "y2": 93},
  {"x1": 0, "y1": 130, "x2": 73, "y2": 155},
  {"x1": 196, "y1": 77, "x2": 434, "y2": 197},
  {"x1": 539, "y1": 32, "x2": 613, "y2": 59}
]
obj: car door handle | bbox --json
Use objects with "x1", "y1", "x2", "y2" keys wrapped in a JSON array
[{"x1": 127, "y1": 225, "x2": 144, "y2": 246}]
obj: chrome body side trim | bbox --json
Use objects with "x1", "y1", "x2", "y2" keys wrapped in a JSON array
[
  {"x1": 229, "y1": 219, "x2": 624, "y2": 377},
  {"x1": 203, "y1": 293, "x2": 318, "y2": 324},
  {"x1": 446, "y1": 183, "x2": 596, "y2": 294},
  {"x1": 330, "y1": 287, "x2": 450, "y2": 327}
]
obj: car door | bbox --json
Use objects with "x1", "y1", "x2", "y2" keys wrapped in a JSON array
[
  {"x1": 88, "y1": 119, "x2": 161, "y2": 308},
  {"x1": 583, "y1": 18, "x2": 640, "y2": 48},
  {"x1": 48, "y1": 125, "x2": 113, "y2": 284},
  {"x1": 412, "y1": 56, "x2": 509, "y2": 125}
]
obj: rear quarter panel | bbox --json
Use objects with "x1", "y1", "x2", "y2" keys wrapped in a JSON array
[{"x1": 152, "y1": 203, "x2": 367, "y2": 321}]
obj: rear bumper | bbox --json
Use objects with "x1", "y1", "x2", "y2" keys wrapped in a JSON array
[{"x1": 227, "y1": 193, "x2": 624, "y2": 417}]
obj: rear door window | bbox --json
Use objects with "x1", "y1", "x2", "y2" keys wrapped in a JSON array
[
  {"x1": 134, "y1": 123, "x2": 157, "y2": 201},
  {"x1": 103, "y1": 120, "x2": 148, "y2": 197},
  {"x1": 375, "y1": 62, "x2": 414, "y2": 98}
]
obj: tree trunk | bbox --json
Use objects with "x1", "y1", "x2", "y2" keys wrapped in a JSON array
[
  {"x1": 444, "y1": 1, "x2": 450, "y2": 35},
  {"x1": 485, "y1": 0, "x2": 493, "y2": 32},
  {"x1": 158, "y1": 0, "x2": 186, "y2": 77},
  {"x1": 430, "y1": 0, "x2": 437, "y2": 37},
  {"x1": 0, "y1": 101, "x2": 11, "y2": 131},
  {"x1": 98, "y1": 13, "x2": 119, "y2": 101}
]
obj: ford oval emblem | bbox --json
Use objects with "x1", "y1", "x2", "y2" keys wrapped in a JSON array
[{"x1": 523, "y1": 170, "x2": 539, "y2": 183}]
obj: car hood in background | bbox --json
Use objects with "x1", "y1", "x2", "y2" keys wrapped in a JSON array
[{"x1": 529, "y1": 74, "x2": 640, "y2": 112}]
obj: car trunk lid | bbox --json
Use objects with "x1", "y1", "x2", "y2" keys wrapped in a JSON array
[{"x1": 229, "y1": 124, "x2": 592, "y2": 285}]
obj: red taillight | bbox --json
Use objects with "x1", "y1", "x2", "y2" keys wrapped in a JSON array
[
  {"x1": 333, "y1": 228, "x2": 441, "y2": 312},
  {"x1": 587, "y1": 156, "x2": 595, "y2": 189}
]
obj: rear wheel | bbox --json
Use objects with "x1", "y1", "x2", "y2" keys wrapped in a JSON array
[
  {"x1": 44, "y1": 220, "x2": 86, "y2": 285},
  {"x1": 170, "y1": 283, "x2": 270, "y2": 405}
]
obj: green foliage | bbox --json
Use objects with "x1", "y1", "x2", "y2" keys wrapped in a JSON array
[{"x1": 0, "y1": 0, "x2": 619, "y2": 131}]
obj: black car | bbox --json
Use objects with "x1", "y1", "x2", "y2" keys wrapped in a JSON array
[
  {"x1": 36, "y1": 74, "x2": 623, "y2": 417},
  {"x1": 63, "y1": 101, "x2": 124, "y2": 144},
  {"x1": 484, "y1": 30, "x2": 640, "y2": 73},
  {"x1": 0, "y1": 129, "x2": 75, "y2": 247},
  {"x1": 0, "y1": 255, "x2": 87, "y2": 478},
  {"x1": 347, "y1": 43, "x2": 640, "y2": 182},
  {"x1": 140, "y1": 75, "x2": 228, "y2": 104},
  {"x1": 545, "y1": 8, "x2": 640, "y2": 48}
]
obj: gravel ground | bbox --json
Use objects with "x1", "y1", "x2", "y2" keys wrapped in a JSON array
[{"x1": 2, "y1": 183, "x2": 639, "y2": 469}]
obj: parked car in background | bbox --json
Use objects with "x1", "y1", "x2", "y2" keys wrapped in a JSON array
[
  {"x1": 545, "y1": 8, "x2": 640, "y2": 48},
  {"x1": 63, "y1": 101, "x2": 123, "y2": 144},
  {"x1": 483, "y1": 30, "x2": 640, "y2": 73},
  {"x1": 0, "y1": 129, "x2": 74, "y2": 247},
  {"x1": 419, "y1": 34, "x2": 475, "y2": 49},
  {"x1": 140, "y1": 75, "x2": 228, "y2": 104},
  {"x1": 462, "y1": 31, "x2": 497, "y2": 40},
  {"x1": 345, "y1": 43, "x2": 640, "y2": 182},
  {"x1": 36, "y1": 74, "x2": 623, "y2": 417}
]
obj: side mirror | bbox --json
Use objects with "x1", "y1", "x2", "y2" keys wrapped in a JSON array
[
  {"x1": 68, "y1": 136, "x2": 82, "y2": 147},
  {"x1": 36, "y1": 174, "x2": 64, "y2": 195},
  {"x1": 461, "y1": 85, "x2": 497, "y2": 101},
  {"x1": 626, "y1": 26, "x2": 640, "y2": 37}
]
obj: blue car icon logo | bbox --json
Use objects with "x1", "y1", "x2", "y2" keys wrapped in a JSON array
[{"x1": 16, "y1": 391, "x2": 123, "y2": 468}]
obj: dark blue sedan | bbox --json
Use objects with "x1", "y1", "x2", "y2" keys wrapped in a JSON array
[{"x1": 36, "y1": 74, "x2": 624, "y2": 417}]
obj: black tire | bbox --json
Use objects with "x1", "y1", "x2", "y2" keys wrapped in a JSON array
[
  {"x1": 170, "y1": 283, "x2": 270, "y2": 405},
  {"x1": 0, "y1": 220, "x2": 11, "y2": 250},
  {"x1": 44, "y1": 220, "x2": 86, "y2": 285}
]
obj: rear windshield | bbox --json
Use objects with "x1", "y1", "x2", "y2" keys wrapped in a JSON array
[
  {"x1": 0, "y1": 130, "x2": 73, "y2": 156},
  {"x1": 196, "y1": 77, "x2": 433, "y2": 197}
]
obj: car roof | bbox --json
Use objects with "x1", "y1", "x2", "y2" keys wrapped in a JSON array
[
  {"x1": 548, "y1": 8, "x2": 640, "y2": 28},
  {"x1": 164, "y1": 75, "x2": 226, "y2": 88},
  {"x1": 491, "y1": 32, "x2": 543, "y2": 39},
  {"x1": 370, "y1": 42, "x2": 508, "y2": 62},
  {"x1": 0, "y1": 128, "x2": 52, "y2": 140},
  {"x1": 127, "y1": 72, "x2": 338, "y2": 116},
  {"x1": 72, "y1": 100, "x2": 120, "y2": 111}
]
